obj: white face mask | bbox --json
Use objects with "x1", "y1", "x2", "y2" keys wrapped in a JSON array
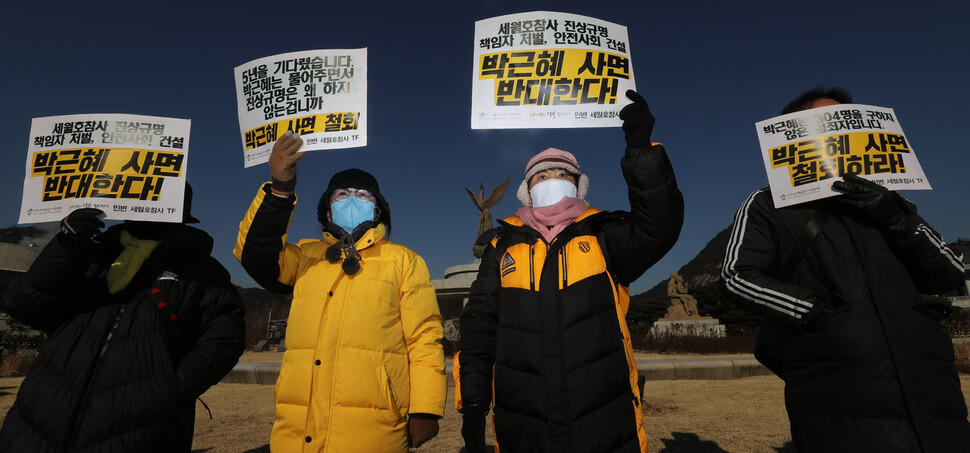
[{"x1": 529, "y1": 178, "x2": 577, "y2": 208}]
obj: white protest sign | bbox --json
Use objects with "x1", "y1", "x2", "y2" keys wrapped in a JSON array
[
  {"x1": 20, "y1": 113, "x2": 191, "y2": 224},
  {"x1": 471, "y1": 11, "x2": 636, "y2": 129},
  {"x1": 234, "y1": 48, "x2": 367, "y2": 167},
  {"x1": 756, "y1": 103, "x2": 930, "y2": 208}
]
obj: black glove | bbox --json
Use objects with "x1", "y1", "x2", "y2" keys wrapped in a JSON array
[
  {"x1": 26, "y1": 208, "x2": 104, "y2": 292},
  {"x1": 800, "y1": 298, "x2": 851, "y2": 334},
  {"x1": 59, "y1": 208, "x2": 105, "y2": 243},
  {"x1": 618, "y1": 90, "x2": 655, "y2": 148},
  {"x1": 460, "y1": 408, "x2": 488, "y2": 453},
  {"x1": 831, "y1": 174, "x2": 911, "y2": 235}
]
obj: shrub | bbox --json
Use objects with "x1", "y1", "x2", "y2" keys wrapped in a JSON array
[
  {"x1": 630, "y1": 323, "x2": 758, "y2": 354},
  {"x1": 0, "y1": 352, "x2": 36, "y2": 377},
  {"x1": 954, "y1": 342, "x2": 970, "y2": 374},
  {"x1": 943, "y1": 307, "x2": 970, "y2": 337},
  {"x1": 442, "y1": 337, "x2": 460, "y2": 359},
  {"x1": 626, "y1": 297, "x2": 669, "y2": 327},
  {"x1": 442, "y1": 319, "x2": 461, "y2": 359},
  {"x1": 244, "y1": 319, "x2": 267, "y2": 350}
]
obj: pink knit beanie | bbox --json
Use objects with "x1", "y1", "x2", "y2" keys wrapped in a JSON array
[{"x1": 516, "y1": 147, "x2": 590, "y2": 206}]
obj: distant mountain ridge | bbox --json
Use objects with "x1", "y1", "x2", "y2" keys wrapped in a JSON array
[
  {"x1": 636, "y1": 225, "x2": 733, "y2": 300},
  {"x1": 636, "y1": 227, "x2": 970, "y2": 301}
]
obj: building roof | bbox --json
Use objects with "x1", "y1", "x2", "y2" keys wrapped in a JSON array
[{"x1": 0, "y1": 242, "x2": 42, "y2": 273}]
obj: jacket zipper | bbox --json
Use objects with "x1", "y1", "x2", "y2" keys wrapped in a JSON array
[
  {"x1": 67, "y1": 303, "x2": 128, "y2": 449},
  {"x1": 560, "y1": 248, "x2": 567, "y2": 289},
  {"x1": 529, "y1": 245, "x2": 536, "y2": 291}
]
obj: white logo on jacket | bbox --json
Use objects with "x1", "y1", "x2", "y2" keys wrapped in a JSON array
[{"x1": 157, "y1": 271, "x2": 179, "y2": 282}]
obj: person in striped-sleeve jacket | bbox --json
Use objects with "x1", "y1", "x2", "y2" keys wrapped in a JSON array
[{"x1": 722, "y1": 87, "x2": 970, "y2": 453}]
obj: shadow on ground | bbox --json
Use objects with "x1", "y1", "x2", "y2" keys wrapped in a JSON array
[
  {"x1": 773, "y1": 441, "x2": 796, "y2": 452},
  {"x1": 657, "y1": 432, "x2": 796, "y2": 452},
  {"x1": 459, "y1": 446, "x2": 495, "y2": 452},
  {"x1": 193, "y1": 446, "x2": 268, "y2": 453},
  {"x1": 657, "y1": 432, "x2": 727, "y2": 452}
]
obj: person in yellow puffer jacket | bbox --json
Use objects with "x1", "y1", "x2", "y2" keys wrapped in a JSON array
[{"x1": 234, "y1": 131, "x2": 446, "y2": 452}]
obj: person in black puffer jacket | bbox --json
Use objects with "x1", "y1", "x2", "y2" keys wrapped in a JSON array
[
  {"x1": 722, "y1": 87, "x2": 970, "y2": 452},
  {"x1": 0, "y1": 186, "x2": 246, "y2": 453},
  {"x1": 456, "y1": 90, "x2": 684, "y2": 453}
]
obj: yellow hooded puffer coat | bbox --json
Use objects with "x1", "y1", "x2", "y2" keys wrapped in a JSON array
[{"x1": 235, "y1": 186, "x2": 446, "y2": 452}]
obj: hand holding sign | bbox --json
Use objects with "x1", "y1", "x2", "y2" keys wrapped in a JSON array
[
  {"x1": 832, "y1": 173, "x2": 911, "y2": 235},
  {"x1": 59, "y1": 208, "x2": 106, "y2": 246},
  {"x1": 269, "y1": 131, "x2": 305, "y2": 196},
  {"x1": 619, "y1": 90, "x2": 655, "y2": 148},
  {"x1": 755, "y1": 103, "x2": 929, "y2": 208}
]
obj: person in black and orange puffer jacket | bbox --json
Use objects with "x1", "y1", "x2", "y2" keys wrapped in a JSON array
[{"x1": 456, "y1": 90, "x2": 684, "y2": 453}]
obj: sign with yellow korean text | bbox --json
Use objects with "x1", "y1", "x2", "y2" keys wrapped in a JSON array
[
  {"x1": 20, "y1": 114, "x2": 191, "y2": 224},
  {"x1": 471, "y1": 11, "x2": 636, "y2": 129},
  {"x1": 757, "y1": 104, "x2": 930, "y2": 208},
  {"x1": 234, "y1": 48, "x2": 367, "y2": 167}
]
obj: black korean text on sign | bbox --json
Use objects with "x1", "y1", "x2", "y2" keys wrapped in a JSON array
[
  {"x1": 245, "y1": 123, "x2": 279, "y2": 150},
  {"x1": 31, "y1": 148, "x2": 184, "y2": 201},
  {"x1": 242, "y1": 112, "x2": 361, "y2": 150},
  {"x1": 34, "y1": 121, "x2": 109, "y2": 148},
  {"x1": 481, "y1": 19, "x2": 561, "y2": 50},
  {"x1": 770, "y1": 132, "x2": 909, "y2": 187},
  {"x1": 480, "y1": 49, "x2": 628, "y2": 106},
  {"x1": 243, "y1": 55, "x2": 356, "y2": 121},
  {"x1": 762, "y1": 109, "x2": 894, "y2": 140},
  {"x1": 481, "y1": 19, "x2": 619, "y2": 50}
]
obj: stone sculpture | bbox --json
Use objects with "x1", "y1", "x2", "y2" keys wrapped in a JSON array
[
  {"x1": 665, "y1": 272, "x2": 702, "y2": 319},
  {"x1": 466, "y1": 177, "x2": 509, "y2": 258}
]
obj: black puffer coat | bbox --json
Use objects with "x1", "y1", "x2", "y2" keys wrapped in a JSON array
[
  {"x1": 458, "y1": 143, "x2": 684, "y2": 452},
  {"x1": 722, "y1": 188, "x2": 970, "y2": 452},
  {"x1": 0, "y1": 222, "x2": 246, "y2": 453}
]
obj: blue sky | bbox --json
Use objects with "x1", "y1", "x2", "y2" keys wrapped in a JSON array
[{"x1": 2, "y1": 0, "x2": 968, "y2": 296}]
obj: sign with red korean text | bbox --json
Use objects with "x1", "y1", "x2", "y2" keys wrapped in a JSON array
[
  {"x1": 757, "y1": 104, "x2": 930, "y2": 208},
  {"x1": 234, "y1": 48, "x2": 367, "y2": 167},
  {"x1": 21, "y1": 113, "x2": 191, "y2": 223},
  {"x1": 472, "y1": 11, "x2": 636, "y2": 129}
]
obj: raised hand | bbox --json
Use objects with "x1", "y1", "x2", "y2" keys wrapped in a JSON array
[
  {"x1": 268, "y1": 130, "x2": 306, "y2": 196},
  {"x1": 831, "y1": 173, "x2": 910, "y2": 234},
  {"x1": 59, "y1": 208, "x2": 105, "y2": 244},
  {"x1": 619, "y1": 90, "x2": 656, "y2": 148}
]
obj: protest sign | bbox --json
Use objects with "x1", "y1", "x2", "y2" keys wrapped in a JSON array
[
  {"x1": 757, "y1": 104, "x2": 930, "y2": 208},
  {"x1": 471, "y1": 11, "x2": 636, "y2": 129},
  {"x1": 21, "y1": 113, "x2": 191, "y2": 224},
  {"x1": 235, "y1": 48, "x2": 367, "y2": 167}
]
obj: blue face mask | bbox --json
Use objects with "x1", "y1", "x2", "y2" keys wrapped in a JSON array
[{"x1": 330, "y1": 197, "x2": 375, "y2": 234}]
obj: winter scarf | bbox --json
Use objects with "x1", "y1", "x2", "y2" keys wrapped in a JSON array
[
  {"x1": 106, "y1": 230, "x2": 159, "y2": 294},
  {"x1": 515, "y1": 197, "x2": 588, "y2": 243}
]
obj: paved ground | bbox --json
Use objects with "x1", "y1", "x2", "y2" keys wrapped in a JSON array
[{"x1": 226, "y1": 351, "x2": 770, "y2": 385}]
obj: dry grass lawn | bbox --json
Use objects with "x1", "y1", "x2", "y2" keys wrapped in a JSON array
[{"x1": 2, "y1": 356, "x2": 969, "y2": 452}]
